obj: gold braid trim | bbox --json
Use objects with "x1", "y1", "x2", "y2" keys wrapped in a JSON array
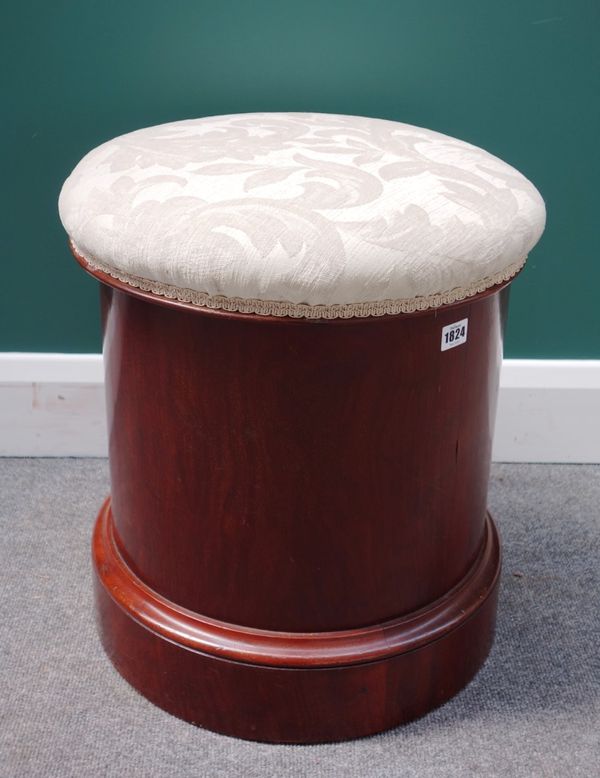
[{"x1": 71, "y1": 241, "x2": 525, "y2": 320}]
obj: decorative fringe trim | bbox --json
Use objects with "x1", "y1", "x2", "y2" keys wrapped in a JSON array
[{"x1": 71, "y1": 240, "x2": 526, "y2": 320}]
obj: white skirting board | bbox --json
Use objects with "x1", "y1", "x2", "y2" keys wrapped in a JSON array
[{"x1": 0, "y1": 354, "x2": 598, "y2": 462}]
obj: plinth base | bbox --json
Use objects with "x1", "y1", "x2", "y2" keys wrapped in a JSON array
[{"x1": 93, "y1": 498, "x2": 501, "y2": 743}]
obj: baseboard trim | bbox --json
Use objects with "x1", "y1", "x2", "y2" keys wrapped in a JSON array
[
  {"x1": 1, "y1": 354, "x2": 598, "y2": 462},
  {"x1": 0, "y1": 353, "x2": 106, "y2": 457},
  {"x1": 493, "y1": 359, "x2": 600, "y2": 463}
]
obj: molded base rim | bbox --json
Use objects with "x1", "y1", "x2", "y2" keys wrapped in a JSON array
[
  {"x1": 94, "y1": 497, "x2": 500, "y2": 668},
  {"x1": 93, "y1": 499, "x2": 502, "y2": 743}
]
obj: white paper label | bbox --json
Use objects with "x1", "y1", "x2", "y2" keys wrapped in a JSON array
[{"x1": 441, "y1": 318, "x2": 468, "y2": 351}]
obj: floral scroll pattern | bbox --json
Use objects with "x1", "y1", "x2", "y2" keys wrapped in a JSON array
[{"x1": 59, "y1": 112, "x2": 545, "y2": 316}]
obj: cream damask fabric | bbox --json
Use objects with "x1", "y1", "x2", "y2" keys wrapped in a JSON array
[{"x1": 59, "y1": 112, "x2": 546, "y2": 318}]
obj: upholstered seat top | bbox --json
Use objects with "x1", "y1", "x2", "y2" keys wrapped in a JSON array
[{"x1": 59, "y1": 112, "x2": 545, "y2": 318}]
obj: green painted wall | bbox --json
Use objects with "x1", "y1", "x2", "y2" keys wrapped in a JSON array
[{"x1": 1, "y1": 0, "x2": 598, "y2": 356}]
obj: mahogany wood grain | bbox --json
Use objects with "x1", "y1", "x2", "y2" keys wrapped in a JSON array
[
  {"x1": 74, "y1": 245, "x2": 510, "y2": 742},
  {"x1": 94, "y1": 496, "x2": 500, "y2": 668},
  {"x1": 95, "y1": 550, "x2": 499, "y2": 743}
]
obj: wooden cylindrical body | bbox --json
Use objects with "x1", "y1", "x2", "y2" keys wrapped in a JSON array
[{"x1": 91, "y1": 262, "x2": 509, "y2": 743}]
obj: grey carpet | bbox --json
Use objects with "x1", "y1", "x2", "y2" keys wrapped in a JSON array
[{"x1": 0, "y1": 460, "x2": 598, "y2": 778}]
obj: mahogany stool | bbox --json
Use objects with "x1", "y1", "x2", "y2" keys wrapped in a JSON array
[{"x1": 59, "y1": 112, "x2": 545, "y2": 743}]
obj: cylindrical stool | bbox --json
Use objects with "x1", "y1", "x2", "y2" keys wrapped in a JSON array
[{"x1": 59, "y1": 112, "x2": 545, "y2": 743}]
